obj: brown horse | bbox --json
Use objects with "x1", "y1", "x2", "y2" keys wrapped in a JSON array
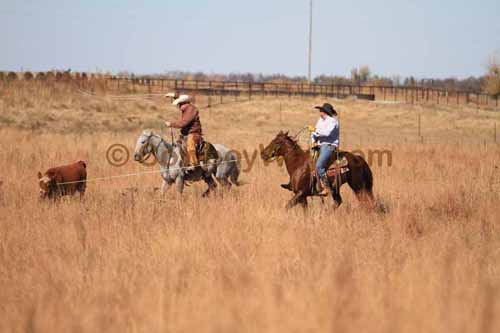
[{"x1": 261, "y1": 131, "x2": 375, "y2": 209}]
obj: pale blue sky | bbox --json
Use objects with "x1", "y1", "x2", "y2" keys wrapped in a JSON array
[{"x1": 1, "y1": 0, "x2": 499, "y2": 78}]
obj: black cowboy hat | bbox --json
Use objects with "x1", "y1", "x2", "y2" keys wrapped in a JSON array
[{"x1": 315, "y1": 103, "x2": 337, "y2": 117}]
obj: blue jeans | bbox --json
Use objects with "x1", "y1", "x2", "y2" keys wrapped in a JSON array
[{"x1": 316, "y1": 145, "x2": 336, "y2": 177}]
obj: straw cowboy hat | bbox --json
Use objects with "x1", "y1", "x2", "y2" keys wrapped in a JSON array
[
  {"x1": 172, "y1": 94, "x2": 191, "y2": 106},
  {"x1": 315, "y1": 103, "x2": 337, "y2": 117}
]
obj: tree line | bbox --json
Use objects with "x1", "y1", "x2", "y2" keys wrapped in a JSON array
[{"x1": 115, "y1": 53, "x2": 498, "y2": 97}]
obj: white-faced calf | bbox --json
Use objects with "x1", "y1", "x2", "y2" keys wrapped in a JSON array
[{"x1": 37, "y1": 161, "x2": 87, "y2": 199}]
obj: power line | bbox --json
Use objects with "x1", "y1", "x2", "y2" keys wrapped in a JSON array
[{"x1": 308, "y1": 0, "x2": 313, "y2": 83}]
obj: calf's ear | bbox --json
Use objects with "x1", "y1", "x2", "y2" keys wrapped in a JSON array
[{"x1": 37, "y1": 172, "x2": 42, "y2": 179}]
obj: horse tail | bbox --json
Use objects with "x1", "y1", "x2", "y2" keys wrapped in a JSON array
[
  {"x1": 230, "y1": 155, "x2": 241, "y2": 186},
  {"x1": 363, "y1": 160, "x2": 373, "y2": 192}
]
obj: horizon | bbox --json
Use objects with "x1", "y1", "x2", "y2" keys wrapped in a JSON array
[{"x1": 1, "y1": 0, "x2": 499, "y2": 80}]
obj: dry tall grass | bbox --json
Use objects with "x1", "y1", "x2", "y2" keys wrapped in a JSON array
[{"x1": 1, "y1": 82, "x2": 500, "y2": 332}]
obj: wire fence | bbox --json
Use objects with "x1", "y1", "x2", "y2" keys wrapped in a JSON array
[{"x1": 1, "y1": 71, "x2": 499, "y2": 110}]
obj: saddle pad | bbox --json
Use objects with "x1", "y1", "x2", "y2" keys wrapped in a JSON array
[
  {"x1": 334, "y1": 157, "x2": 349, "y2": 168},
  {"x1": 326, "y1": 166, "x2": 349, "y2": 178}
]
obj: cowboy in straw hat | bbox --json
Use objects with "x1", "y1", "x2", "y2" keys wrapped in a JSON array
[
  {"x1": 164, "y1": 93, "x2": 203, "y2": 171},
  {"x1": 307, "y1": 103, "x2": 340, "y2": 196}
]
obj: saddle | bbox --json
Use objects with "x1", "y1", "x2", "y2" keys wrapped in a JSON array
[
  {"x1": 310, "y1": 146, "x2": 349, "y2": 194},
  {"x1": 178, "y1": 137, "x2": 219, "y2": 169},
  {"x1": 310, "y1": 146, "x2": 349, "y2": 177}
]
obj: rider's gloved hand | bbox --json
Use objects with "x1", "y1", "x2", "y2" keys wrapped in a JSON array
[{"x1": 307, "y1": 125, "x2": 316, "y2": 132}]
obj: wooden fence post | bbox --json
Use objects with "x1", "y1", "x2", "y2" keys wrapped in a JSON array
[
  {"x1": 279, "y1": 102, "x2": 283, "y2": 124},
  {"x1": 418, "y1": 113, "x2": 423, "y2": 143},
  {"x1": 494, "y1": 122, "x2": 497, "y2": 143}
]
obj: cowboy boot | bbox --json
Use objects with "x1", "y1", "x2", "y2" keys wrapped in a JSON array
[
  {"x1": 314, "y1": 174, "x2": 323, "y2": 195},
  {"x1": 281, "y1": 182, "x2": 292, "y2": 191},
  {"x1": 318, "y1": 174, "x2": 334, "y2": 196}
]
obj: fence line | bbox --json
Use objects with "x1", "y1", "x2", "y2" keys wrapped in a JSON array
[{"x1": 1, "y1": 71, "x2": 499, "y2": 109}]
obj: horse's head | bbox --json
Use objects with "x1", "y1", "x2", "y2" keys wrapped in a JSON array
[
  {"x1": 134, "y1": 129, "x2": 155, "y2": 163},
  {"x1": 261, "y1": 131, "x2": 293, "y2": 161}
]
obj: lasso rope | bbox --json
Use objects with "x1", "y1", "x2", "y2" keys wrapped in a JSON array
[{"x1": 57, "y1": 158, "x2": 241, "y2": 185}]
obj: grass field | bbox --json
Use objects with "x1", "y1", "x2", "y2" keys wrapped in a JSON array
[{"x1": 1, "y1": 82, "x2": 500, "y2": 332}]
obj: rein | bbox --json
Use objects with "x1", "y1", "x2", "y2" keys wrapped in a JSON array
[
  {"x1": 138, "y1": 152, "x2": 152, "y2": 163},
  {"x1": 292, "y1": 126, "x2": 308, "y2": 141},
  {"x1": 165, "y1": 128, "x2": 175, "y2": 173}
]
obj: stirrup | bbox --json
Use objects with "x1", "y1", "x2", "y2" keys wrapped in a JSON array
[
  {"x1": 318, "y1": 187, "x2": 330, "y2": 196},
  {"x1": 318, "y1": 176, "x2": 333, "y2": 196}
]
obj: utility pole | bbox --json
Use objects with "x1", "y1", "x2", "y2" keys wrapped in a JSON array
[{"x1": 308, "y1": 0, "x2": 313, "y2": 83}]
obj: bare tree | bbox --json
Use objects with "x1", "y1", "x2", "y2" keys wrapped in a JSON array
[
  {"x1": 350, "y1": 68, "x2": 359, "y2": 83},
  {"x1": 484, "y1": 51, "x2": 500, "y2": 97},
  {"x1": 359, "y1": 66, "x2": 371, "y2": 83}
]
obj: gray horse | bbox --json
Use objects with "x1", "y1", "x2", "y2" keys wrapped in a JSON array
[{"x1": 133, "y1": 130, "x2": 240, "y2": 196}]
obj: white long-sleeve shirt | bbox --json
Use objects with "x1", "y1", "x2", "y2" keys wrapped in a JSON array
[{"x1": 312, "y1": 116, "x2": 339, "y2": 147}]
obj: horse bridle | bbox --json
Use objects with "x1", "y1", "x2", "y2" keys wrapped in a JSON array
[
  {"x1": 139, "y1": 132, "x2": 176, "y2": 174},
  {"x1": 137, "y1": 133, "x2": 168, "y2": 163},
  {"x1": 266, "y1": 128, "x2": 307, "y2": 162}
]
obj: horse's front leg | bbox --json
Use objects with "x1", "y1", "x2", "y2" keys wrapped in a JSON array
[
  {"x1": 175, "y1": 175, "x2": 185, "y2": 194},
  {"x1": 160, "y1": 179, "x2": 176, "y2": 196}
]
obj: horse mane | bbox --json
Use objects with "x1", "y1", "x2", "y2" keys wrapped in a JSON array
[
  {"x1": 143, "y1": 129, "x2": 154, "y2": 136},
  {"x1": 284, "y1": 134, "x2": 305, "y2": 153}
]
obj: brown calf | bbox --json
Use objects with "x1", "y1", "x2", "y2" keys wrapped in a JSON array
[{"x1": 37, "y1": 161, "x2": 87, "y2": 199}]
